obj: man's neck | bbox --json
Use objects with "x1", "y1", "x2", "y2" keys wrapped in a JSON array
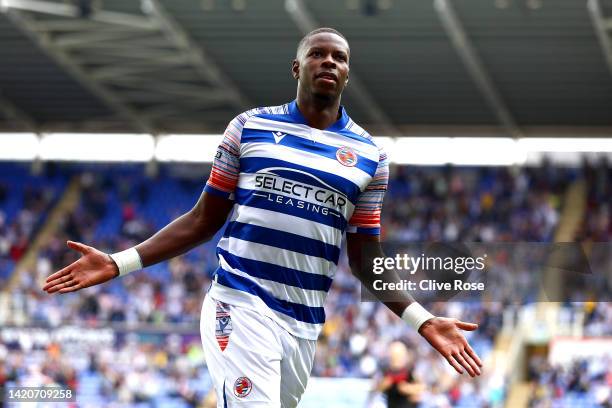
[{"x1": 295, "y1": 93, "x2": 341, "y2": 130}]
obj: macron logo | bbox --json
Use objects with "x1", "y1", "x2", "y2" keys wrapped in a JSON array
[{"x1": 272, "y1": 131, "x2": 287, "y2": 144}]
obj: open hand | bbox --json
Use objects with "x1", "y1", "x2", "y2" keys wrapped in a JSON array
[
  {"x1": 42, "y1": 241, "x2": 119, "y2": 294},
  {"x1": 418, "y1": 317, "x2": 482, "y2": 377}
]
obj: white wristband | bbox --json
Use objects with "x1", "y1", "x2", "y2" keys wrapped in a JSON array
[
  {"x1": 109, "y1": 247, "x2": 142, "y2": 276},
  {"x1": 401, "y1": 302, "x2": 435, "y2": 331}
]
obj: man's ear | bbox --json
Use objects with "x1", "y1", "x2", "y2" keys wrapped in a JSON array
[{"x1": 292, "y1": 59, "x2": 299, "y2": 80}]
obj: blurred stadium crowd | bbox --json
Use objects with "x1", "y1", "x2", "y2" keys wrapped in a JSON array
[
  {"x1": 527, "y1": 355, "x2": 612, "y2": 408},
  {"x1": 0, "y1": 159, "x2": 610, "y2": 407}
]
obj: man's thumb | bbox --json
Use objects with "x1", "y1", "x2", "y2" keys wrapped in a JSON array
[
  {"x1": 456, "y1": 321, "x2": 478, "y2": 331},
  {"x1": 67, "y1": 240, "x2": 89, "y2": 254}
]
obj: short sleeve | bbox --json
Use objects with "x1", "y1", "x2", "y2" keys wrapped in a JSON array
[
  {"x1": 347, "y1": 145, "x2": 389, "y2": 235},
  {"x1": 204, "y1": 116, "x2": 243, "y2": 200}
]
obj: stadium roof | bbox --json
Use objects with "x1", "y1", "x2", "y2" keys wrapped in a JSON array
[{"x1": 0, "y1": 0, "x2": 611, "y2": 137}]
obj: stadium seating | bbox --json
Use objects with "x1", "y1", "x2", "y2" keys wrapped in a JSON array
[
  {"x1": 1, "y1": 161, "x2": 609, "y2": 407},
  {"x1": 0, "y1": 162, "x2": 67, "y2": 283}
]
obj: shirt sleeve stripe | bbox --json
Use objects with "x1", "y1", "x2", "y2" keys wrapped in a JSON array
[{"x1": 348, "y1": 143, "x2": 389, "y2": 234}]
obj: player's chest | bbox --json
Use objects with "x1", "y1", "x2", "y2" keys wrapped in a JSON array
[{"x1": 239, "y1": 128, "x2": 377, "y2": 196}]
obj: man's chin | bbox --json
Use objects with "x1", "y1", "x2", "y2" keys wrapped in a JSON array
[{"x1": 312, "y1": 90, "x2": 339, "y2": 102}]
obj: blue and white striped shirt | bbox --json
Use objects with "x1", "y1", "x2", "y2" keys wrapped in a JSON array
[{"x1": 205, "y1": 100, "x2": 388, "y2": 340}]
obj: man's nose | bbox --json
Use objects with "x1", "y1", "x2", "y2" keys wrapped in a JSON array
[{"x1": 321, "y1": 54, "x2": 336, "y2": 66}]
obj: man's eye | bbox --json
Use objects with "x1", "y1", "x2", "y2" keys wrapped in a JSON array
[{"x1": 311, "y1": 51, "x2": 321, "y2": 57}]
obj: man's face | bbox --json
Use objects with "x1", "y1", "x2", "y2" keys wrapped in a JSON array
[{"x1": 292, "y1": 33, "x2": 350, "y2": 99}]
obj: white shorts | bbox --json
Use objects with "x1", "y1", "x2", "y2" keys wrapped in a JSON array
[{"x1": 200, "y1": 294, "x2": 316, "y2": 408}]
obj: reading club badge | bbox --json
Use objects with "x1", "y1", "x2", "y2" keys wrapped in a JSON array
[
  {"x1": 336, "y1": 146, "x2": 358, "y2": 167},
  {"x1": 234, "y1": 377, "x2": 252, "y2": 398}
]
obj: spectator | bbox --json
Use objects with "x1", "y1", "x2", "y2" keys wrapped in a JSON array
[{"x1": 374, "y1": 341, "x2": 425, "y2": 408}]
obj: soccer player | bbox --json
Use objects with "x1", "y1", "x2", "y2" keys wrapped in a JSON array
[{"x1": 43, "y1": 28, "x2": 482, "y2": 407}]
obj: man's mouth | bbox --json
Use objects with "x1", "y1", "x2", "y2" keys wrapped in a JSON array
[{"x1": 316, "y1": 72, "x2": 338, "y2": 82}]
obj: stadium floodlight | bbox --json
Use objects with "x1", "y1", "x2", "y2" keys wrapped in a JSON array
[
  {"x1": 390, "y1": 137, "x2": 526, "y2": 166},
  {"x1": 1, "y1": 133, "x2": 611, "y2": 165},
  {"x1": 392, "y1": 137, "x2": 453, "y2": 165},
  {"x1": 155, "y1": 134, "x2": 224, "y2": 163},
  {"x1": 39, "y1": 133, "x2": 154, "y2": 162},
  {"x1": 0, "y1": 133, "x2": 38, "y2": 160},
  {"x1": 517, "y1": 137, "x2": 612, "y2": 153},
  {"x1": 448, "y1": 137, "x2": 526, "y2": 166}
]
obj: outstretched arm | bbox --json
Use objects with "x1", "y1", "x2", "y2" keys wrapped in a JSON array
[
  {"x1": 136, "y1": 191, "x2": 232, "y2": 266},
  {"x1": 43, "y1": 191, "x2": 233, "y2": 294},
  {"x1": 44, "y1": 111, "x2": 246, "y2": 294},
  {"x1": 346, "y1": 232, "x2": 482, "y2": 377}
]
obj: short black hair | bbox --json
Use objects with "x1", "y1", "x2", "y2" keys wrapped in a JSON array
[{"x1": 296, "y1": 27, "x2": 349, "y2": 58}]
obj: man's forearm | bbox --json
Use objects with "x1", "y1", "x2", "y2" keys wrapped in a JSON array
[
  {"x1": 134, "y1": 210, "x2": 214, "y2": 268},
  {"x1": 351, "y1": 253, "x2": 436, "y2": 333},
  {"x1": 347, "y1": 234, "x2": 435, "y2": 332},
  {"x1": 109, "y1": 192, "x2": 232, "y2": 277},
  {"x1": 347, "y1": 236, "x2": 415, "y2": 316},
  {"x1": 350, "y1": 249, "x2": 415, "y2": 317}
]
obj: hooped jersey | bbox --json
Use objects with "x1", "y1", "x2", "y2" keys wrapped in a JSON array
[{"x1": 205, "y1": 100, "x2": 388, "y2": 340}]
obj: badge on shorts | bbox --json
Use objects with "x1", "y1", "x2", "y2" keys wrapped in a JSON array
[
  {"x1": 336, "y1": 146, "x2": 358, "y2": 167},
  {"x1": 215, "y1": 301, "x2": 232, "y2": 352},
  {"x1": 234, "y1": 377, "x2": 253, "y2": 398}
]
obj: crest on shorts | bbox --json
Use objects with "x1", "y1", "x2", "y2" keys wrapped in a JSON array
[
  {"x1": 234, "y1": 376, "x2": 252, "y2": 398},
  {"x1": 215, "y1": 301, "x2": 232, "y2": 352},
  {"x1": 336, "y1": 146, "x2": 358, "y2": 167}
]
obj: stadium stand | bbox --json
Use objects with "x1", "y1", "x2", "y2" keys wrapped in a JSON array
[
  {"x1": 515, "y1": 159, "x2": 612, "y2": 408},
  {"x1": 0, "y1": 162, "x2": 67, "y2": 285},
  {"x1": 0, "y1": 161, "x2": 609, "y2": 407}
]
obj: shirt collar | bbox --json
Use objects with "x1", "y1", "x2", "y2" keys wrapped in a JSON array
[{"x1": 288, "y1": 99, "x2": 350, "y2": 132}]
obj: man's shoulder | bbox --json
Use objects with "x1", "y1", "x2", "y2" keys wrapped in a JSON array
[
  {"x1": 345, "y1": 118, "x2": 371, "y2": 140},
  {"x1": 343, "y1": 118, "x2": 386, "y2": 157},
  {"x1": 232, "y1": 103, "x2": 291, "y2": 127}
]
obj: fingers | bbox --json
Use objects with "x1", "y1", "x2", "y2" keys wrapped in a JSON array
[
  {"x1": 43, "y1": 273, "x2": 73, "y2": 293},
  {"x1": 465, "y1": 343, "x2": 483, "y2": 367},
  {"x1": 456, "y1": 320, "x2": 478, "y2": 331},
  {"x1": 46, "y1": 277, "x2": 83, "y2": 294},
  {"x1": 455, "y1": 320, "x2": 483, "y2": 373},
  {"x1": 44, "y1": 264, "x2": 73, "y2": 285},
  {"x1": 444, "y1": 354, "x2": 464, "y2": 375},
  {"x1": 460, "y1": 349, "x2": 481, "y2": 376},
  {"x1": 452, "y1": 352, "x2": 477, "y2": 377},
  {"x1": 44, "y1": 240, "x2": 92, "y2": 291},
  {"x1": 58, "y1": 282, "x2": 82, "y2": 294},
  {"x1": 43, "y1": 268, "x2": 72, "y2": 291},
  {"x1": 66, "y1": 240, "x2": 90, "y2": 255}
]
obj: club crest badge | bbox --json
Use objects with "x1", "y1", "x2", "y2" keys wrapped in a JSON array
[
  {"x1": 234, "y1": 376, "x2": 253, "y2": 398},
  {"x1": 336, "y1": 146, "x2": 358, "y2": 167}
]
